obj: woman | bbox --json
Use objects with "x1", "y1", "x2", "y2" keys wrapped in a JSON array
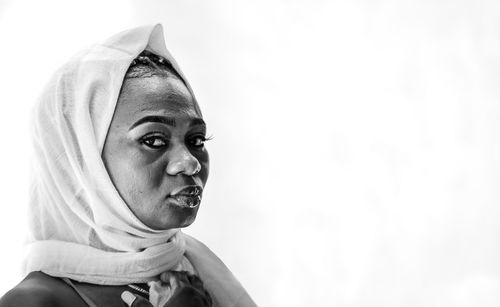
[{"x1": 0, "y1": 24, "x2": 256, "y2": 307}]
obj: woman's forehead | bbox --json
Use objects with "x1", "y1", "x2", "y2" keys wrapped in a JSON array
[{"x1": 116, "y1": 75, "x2": 200, "y2": 119}]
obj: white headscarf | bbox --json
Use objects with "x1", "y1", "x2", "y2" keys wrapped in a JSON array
[{"x1": 23, "y1": 24, "x2": 256, "y2": 307}]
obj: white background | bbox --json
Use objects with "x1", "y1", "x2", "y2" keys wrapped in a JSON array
[{"x1": 1, "y1": 0, "x2": 500, "y2": 306}]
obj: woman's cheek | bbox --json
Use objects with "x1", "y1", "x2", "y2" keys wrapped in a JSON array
[
  {"x1": 195, "y1": 148, "x2": 209, "y2": 164},
  {"x1": 141, "y1": 162, "x2": 166, "y2": 188},
  {"x1": 199, "y1": 153, "x2": 210, "y2": 185}
]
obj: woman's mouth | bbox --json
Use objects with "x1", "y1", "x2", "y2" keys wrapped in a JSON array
[{"x1": 168, "y1": 186, "x2": 202, "y2": 208}]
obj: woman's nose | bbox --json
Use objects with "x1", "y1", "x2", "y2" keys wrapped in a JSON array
[{"x1": 166, "y1": 145, "x2": 201, "y2": 176}]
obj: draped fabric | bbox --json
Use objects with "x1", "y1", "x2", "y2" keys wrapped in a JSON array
[{"x1": 23, "y1": 24, "x2": 256, "y2": 307}]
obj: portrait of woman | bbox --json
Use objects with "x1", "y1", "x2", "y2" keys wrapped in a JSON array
[
  {"x1": 2, "y1": 1, "x2": 500, "y2": 306},
  {"x1": 0, "y1": 24, "x2": 256, "y2": 307}
]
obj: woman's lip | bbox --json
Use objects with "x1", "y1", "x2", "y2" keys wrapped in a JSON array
[
  {"x1": 170, "y1": 185, "x2": 203, "y2": 197},
  {"x1": 167, "y1": 195, "x2": 201, "y2": 208}
]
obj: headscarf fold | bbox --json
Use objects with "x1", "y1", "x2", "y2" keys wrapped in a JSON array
[{"x1": 23, "y1": 24, "x2": 256, "y2": 307}]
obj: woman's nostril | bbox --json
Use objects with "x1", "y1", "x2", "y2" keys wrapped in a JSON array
[{"x1": 192, "y1": 162, "x2": 202, "y2": 175}]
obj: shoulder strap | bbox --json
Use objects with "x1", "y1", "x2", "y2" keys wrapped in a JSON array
[{"x1": 61, "y1": 278, "x2": 99, "y2": 307}]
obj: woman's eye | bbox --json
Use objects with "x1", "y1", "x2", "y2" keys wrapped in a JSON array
[
  {"x1": 189, "y1": 136, "x2": 207, "y2": 148},
  {"x1": 141, "y1": 135, "x2": 167, "y2": 149}
]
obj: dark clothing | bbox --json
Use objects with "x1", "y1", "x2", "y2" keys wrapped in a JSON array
[{"x1": 0, "y1": 271, "x2": 211, "y2": 307}]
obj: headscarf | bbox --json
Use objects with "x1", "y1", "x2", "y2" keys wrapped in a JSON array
[{"x1": 23, "y1": 24, "x2": 256, "y2": 307}]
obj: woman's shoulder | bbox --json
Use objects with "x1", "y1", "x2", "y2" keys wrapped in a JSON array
[{"x1": 0, "y1": 271, "x2": 87, "y2": 307}]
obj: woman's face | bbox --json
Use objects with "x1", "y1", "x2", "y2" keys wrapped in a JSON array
[{"x1": 102, "y1": 74, "x2": 209, "y2": 230}]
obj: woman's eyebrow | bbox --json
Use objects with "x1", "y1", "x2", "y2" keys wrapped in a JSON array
[
  {"x1": 189, "y1": 118, "x2": 206, "y2": 128},
  {"x1": 129, "y1": 115, "x2": 206, "y2": 130},
  {"x1": 130, "y1": 116, "x2": 176, "y2": 129}
]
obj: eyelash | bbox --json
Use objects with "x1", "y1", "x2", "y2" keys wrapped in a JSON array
[
  {"x1": 140, "y1": 133, "x2": 213, "y2": 149},
  {"x1": 189, "y1": 134, "x2": 213, "y2": 148},
  {"x1": 141, "y1": 133, "x2": 167, "y2": 149}
]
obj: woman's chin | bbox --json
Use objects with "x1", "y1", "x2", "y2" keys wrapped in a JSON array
[{"x1": 148, "y1": 206, "x2": 199, "y2": 230}]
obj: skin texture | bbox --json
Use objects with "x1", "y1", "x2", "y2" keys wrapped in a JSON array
[{"x1": 102, "y1": 74, "x2": 210, "y2": 230}]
